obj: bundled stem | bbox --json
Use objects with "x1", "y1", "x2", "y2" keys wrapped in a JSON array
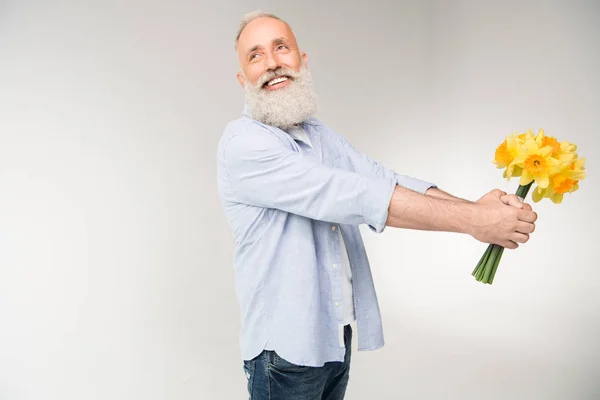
[{"x1": 472, "y1": 182, "x2": 533, "y2": 284}]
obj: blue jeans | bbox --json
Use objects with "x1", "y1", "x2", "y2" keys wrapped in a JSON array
[{"x1": 242, "y1": 325, "x2": 352, "y2": 400}]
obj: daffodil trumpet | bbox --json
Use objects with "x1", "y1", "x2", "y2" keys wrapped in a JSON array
[{"x1": 472, "y1": 129, "x2": 586, "y2": 284}]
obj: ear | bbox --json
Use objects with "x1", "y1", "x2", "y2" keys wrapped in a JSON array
[
  {"x1": 301, "y1": 52, "x2": 308, "y2": 66},
  {"x1": 236, "y1": 72, "x2": 246, "y2": 88}
]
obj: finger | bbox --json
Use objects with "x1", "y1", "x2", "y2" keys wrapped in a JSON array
[
  {"x1": 516, "y1": 221, "x2": 535, "y2": 234},
  {"x1": 510, "y1": 232, "x2": 530, "y2": 244},
  {"x1": 522, "y1": 203, "x2": 533, "y2": 211},
  {"x1": 500, "y1": 194, "x2": 524, "y2": 208},
  {"x1": 517, "y1": 209, "x2": 538, "y2": 223},
  {"x1": 500, "y1": 240, "x2": 519, "y2": 249}
]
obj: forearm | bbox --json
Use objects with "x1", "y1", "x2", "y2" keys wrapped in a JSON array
[
  {"x1": 425, "y1": 187, "x2": 471, "y2": 203},
  {"x1": 386, "y1": 185, "x2": 478, "y2": 234}
]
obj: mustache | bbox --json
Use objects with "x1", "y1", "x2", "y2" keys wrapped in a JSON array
[{"x1": 255, "y1": 67, "x2": 300, "y2": 88}]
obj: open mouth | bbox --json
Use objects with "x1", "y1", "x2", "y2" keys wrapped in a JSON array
[{"x1": 262, "y1": 75, "x2": 292, "y2": 90}]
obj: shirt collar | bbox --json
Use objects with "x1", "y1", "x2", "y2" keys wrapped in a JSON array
[
  {"x1": 242, "y1": 103, "x2": 251, "y2": 117},
  {"x1": 287, "y1": 125, "x2": 313, "y2": 148}
]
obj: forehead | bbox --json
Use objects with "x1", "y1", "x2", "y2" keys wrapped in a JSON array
[{"x1": 237, "y1": 17, "x2": 297, "y2": 54}]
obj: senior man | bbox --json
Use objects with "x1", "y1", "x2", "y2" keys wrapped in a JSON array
[{"x1": 216, "y1": 10, "x2": 537, "y2": 400}]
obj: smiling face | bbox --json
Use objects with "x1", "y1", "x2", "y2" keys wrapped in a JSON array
[
  {"x1": 236, "y1": 17, "x2": 307, "y2": 90},
  {"x1": 234, "y1": 16, "x2": 317, "y2": 130}
]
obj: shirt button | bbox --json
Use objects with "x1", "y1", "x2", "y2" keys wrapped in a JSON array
[
  {"x1": 333, "y1": 264, "x2": 339, "y2": 269},
  {"x1": 331, "y1": 225, "x2": 337, "y2": 231},
  {"x1": 334, "y1": 302, "x2": 340, "y2": 307}
]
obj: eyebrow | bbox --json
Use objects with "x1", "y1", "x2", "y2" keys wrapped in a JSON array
[
  {"x1": 247, "y1": 45, "x2": 261, "y2": 56},
  {"x1": 272, "y1": 37, "x2": 287, "y2": 46},
  {"x1": 246, "y1": 37, "x2": 289, "y2": 57}
]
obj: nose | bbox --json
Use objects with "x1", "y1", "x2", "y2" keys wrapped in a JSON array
[{"x1": 264, "y1": 51, "x2": 278, "y2": 71}]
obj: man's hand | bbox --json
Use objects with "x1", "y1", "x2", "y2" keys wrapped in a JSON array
[{"x1": 472, "y1": 189, "x2": 537, "y2": 249}]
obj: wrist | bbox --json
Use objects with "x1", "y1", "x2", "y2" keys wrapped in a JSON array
[{"x1": 462, "y1": 202, "x2": 484, "y2": 238}]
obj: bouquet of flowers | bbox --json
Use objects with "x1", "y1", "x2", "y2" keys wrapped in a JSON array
[{"x1": 472, "y1": 128, "x2": 586, "y2": 284}]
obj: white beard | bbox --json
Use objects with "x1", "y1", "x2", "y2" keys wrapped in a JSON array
[{"x1": 243, "y1": 65, "x2": 317, "y2": 131}]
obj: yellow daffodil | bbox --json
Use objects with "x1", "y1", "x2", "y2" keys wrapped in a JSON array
[
  {"x1": 494, "y1": 132, "x2": 523, "y2": 179},
  {"x1": 518, "y1": 129, "x2": 535, "y2": 143},
  {"x1": 553, "y1": 141, "x2": 578, "y2": 164},
  {"x1": 512, "y1": 137, "x2": 558, "y2": 188},
  {"x1": 542, "y1": 156, "x2": 586, "y2": 204},
  {"x1": 560, "y1": 141, "x2": 577, "y2": 153},
  {"x1": 534, "y1": 128, "x2": 562, "y2": 157},
  {"x1": 531, "y1": 186, "x2": 547, "y2": 203},
  {"x1": 569, "y1": 156, "x2": 586, "y2": 178},
  {"x1": 531, "y1": 155, "x2": 585, "y2": 203}
]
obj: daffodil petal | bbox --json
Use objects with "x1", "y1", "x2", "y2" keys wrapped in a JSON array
[
  {"x1": 551, "y1": 192, "x2": 564, "y2": 204},
  {"x1": 537, "y1": 175, "x2": 550, "y2": 189},
  {"x1": 532, "y1": 187, "x2": 545, "y2": 203}
]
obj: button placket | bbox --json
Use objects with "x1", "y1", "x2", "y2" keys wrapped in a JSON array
[{"x1": 329, "y1": 223, "x2": 343, "y2": 320}]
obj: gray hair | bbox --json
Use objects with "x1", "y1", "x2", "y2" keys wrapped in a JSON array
[{"x1": 235, "y1": 10, "x2": 289, "y2": 50}]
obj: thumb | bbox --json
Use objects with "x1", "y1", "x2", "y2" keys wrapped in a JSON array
[
  {"x1": 500, "y1": 194, "x2": 524, "y2": 208},
  {"x1": 491, "y1": 189, "x2": 507, "y2": 198}
]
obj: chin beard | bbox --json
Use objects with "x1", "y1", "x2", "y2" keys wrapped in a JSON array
[{"x1": 244, "y1": 65, "x2": 317, "y2": 131}]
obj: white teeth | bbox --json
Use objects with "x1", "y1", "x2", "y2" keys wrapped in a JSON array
[{"x1": 268, "y1": 77, "x2": 288, "y2": 86}]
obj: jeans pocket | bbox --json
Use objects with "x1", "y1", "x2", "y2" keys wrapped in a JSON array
[{"x1": 271, "y1": 352, "x2": 310, "y2": 372}]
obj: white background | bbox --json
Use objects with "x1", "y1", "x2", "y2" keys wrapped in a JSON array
[{"x1": 1, "y1": 1, "x2": 598, "y2": 399}]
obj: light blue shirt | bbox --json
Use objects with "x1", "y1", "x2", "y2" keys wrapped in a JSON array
[{"x1": 216, "y1": 107, "x2": 436, "y2": 367}]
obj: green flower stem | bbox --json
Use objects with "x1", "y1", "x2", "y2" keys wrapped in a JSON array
[
  {"x1": 475, "y1": 246, "x2": 493, "y2": 281},
  {"x1": 516, "y1": 181, "x2": 533, "y2": 199},
  {"x1": 482, "y1": 245, "x2": 501, "y2": 283},
  {"x1": 471, "y1": 245, "x2": 491, "y2": 280},
  {"x1": 478, "y1": 249, "x2": 492, "y2": 281},
  {"x1": 488, "y1": 246, "x2": 505, "y2": 284},
  {"x1": 472, "y1": 245, "x2": 491, "y2": 275}
]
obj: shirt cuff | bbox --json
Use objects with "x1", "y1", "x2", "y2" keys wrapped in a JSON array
[
  {"x1": 395, "y1": 174, "x2": 437, "y2": 195},
  {"x1": 362, "y1": 176, "x2": 397, "y2": 234},
  {"x1": 363, "y1": 175, "x2": 437, "y2": 234}
]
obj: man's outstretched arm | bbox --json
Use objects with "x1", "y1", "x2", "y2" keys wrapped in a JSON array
[{"x1": 387, "y1": 185, "x2": 537, "y2": 249}]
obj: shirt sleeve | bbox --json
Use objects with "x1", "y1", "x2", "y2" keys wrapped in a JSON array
[
  {"x1": 338, "y1": 134, "x2": 437, "y2": 194},
  {"x1": 222, "y1": 127, "x2": 396, "y2": 233}
]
